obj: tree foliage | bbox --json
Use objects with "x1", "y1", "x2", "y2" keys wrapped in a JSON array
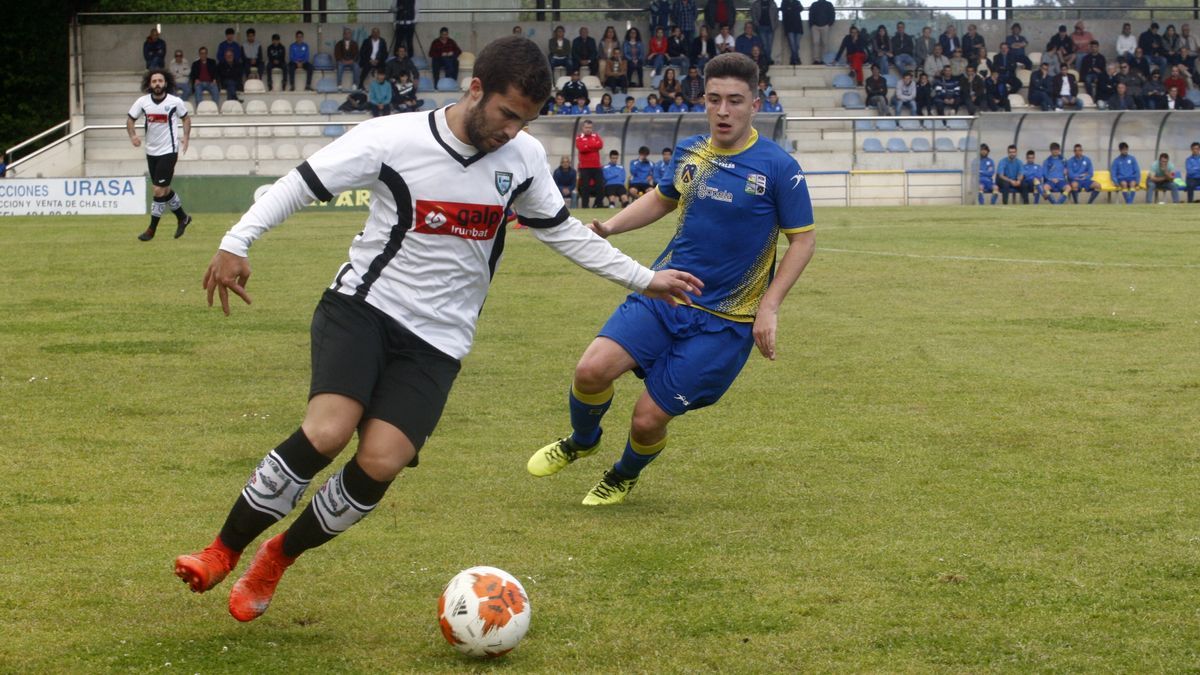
[{"x1": 837, "y1": 0, "x2": 957, "y2": 28}]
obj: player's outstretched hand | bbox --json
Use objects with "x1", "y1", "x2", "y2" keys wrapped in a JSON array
[
  {"x1": 588, "y1": 219, "x2": 610, "y2": 238},
  {"x1": 202, "y1": 250, "x2": 253, "y2": 316},
  {"x1": 753, "y1": 309, "x2": 778, "y2": 360},
  {"x1": 642, "y1": 269, "x2": 702, "y2": 307}
]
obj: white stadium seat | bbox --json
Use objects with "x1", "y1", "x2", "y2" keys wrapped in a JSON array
[
  {"x1": 302, "y1": 142, "x2": 326, "y2": 157},
  {"x1": 298, "y1": 125, "x2": 321, "y2": 137},
  {"x1": 223, "y1": 125, "x2": 247, "y2": 137},
  {"x1": 180, "y1": 144, "x2": 199, "y2": 161},
  {"x1": 193, "y1": 125, "x2": 221, "y2": 138},
  {"x1": 273, "y1": 125, "x2": 297, "y2": 137},
  {"x1": 220, "y1": 100, "x2": 244, "y2": 115},
  {"x1": 196, "y1": 100, "x2": 219, "y2": 115},
  {"x1": 243, "y1": 79, "x2": 266, "y2": 94},
  {"x1": 255, "y1": 143, "x2": 276, "y2": 160},
  {"x1": 459, "y1": 52, "x2": 476, "y2": 69},
  {"x1": 294, "y1": 99, "x2": 318, "y2": 115},
  {"x1": 199, "y1": 145, "x2": 225, "y2": 161},
  {"x1": 582, "y1": 75, "x2": 602, "y2": 90},
  {"x1": 184, "y1": 101, "x2": 195, "y2": 115},
  {"x1": 244, "y1": 99, "x2": 269, "y2": 114},
  {"x1": 225, "y1": 144, "x2": 251, "y2": 160},
  {"x1": 275, "y1": 143, "x2": 300, "y2": 159},
  {"x1": 269, "y1": 99, "x2": 294, "y2": 115}
]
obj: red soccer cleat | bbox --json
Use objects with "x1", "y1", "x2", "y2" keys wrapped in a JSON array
[
  {"x1": 227, "y1": 533, "x2": 296, "y2": 622},
  {"x1": 174, "y1": 537, "x2": 241, "y2": 593}
]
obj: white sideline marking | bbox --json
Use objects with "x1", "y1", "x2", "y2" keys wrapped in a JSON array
[{"x1": 819, "y1": 247, "x2": 1200, "y2": 270}]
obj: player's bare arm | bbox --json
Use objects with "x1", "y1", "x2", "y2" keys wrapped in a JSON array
[
  {"x1": 590, "y1": 186, "x2": 677, "y2": 238},
  {"x1": 202, "y1": 250, "x2": 253, "y2": 316},
  {"x1": 753, "y1": 229, "x2": 815, "y2": 361},
  {"x1": 181, "y1": 115, "x2": 191, "y2": 154},
  {"x1": 126, "y1": 117, "x2": 140, "y2": 147}
]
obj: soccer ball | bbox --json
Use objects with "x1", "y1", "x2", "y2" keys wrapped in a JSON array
[{"x1": 437, "y1": 566, "x2": 531, "y2": 658}]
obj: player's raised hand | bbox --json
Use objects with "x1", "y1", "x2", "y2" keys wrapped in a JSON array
[
  {"x1": 202, "y1": 250, "x2": 253, "y2": 316},
  {"x1": 642, "y1": 269, "x2": 703, "y2": 307},
  {"x1": 752, "y1": 309, "x2": 778, "y2": 360}
]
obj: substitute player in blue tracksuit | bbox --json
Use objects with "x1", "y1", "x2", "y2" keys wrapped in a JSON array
[
  {"x1": 1186, "y1": 142, "x2": 1200, "y2": 203},
  {"x1": 1111, "y1": 142, "x2": 1141, "y2": 205},
  {"x1": 978, "y1": 144, "x2": 999, "y2": 205},
  {"x1": 1066, "y1": 143, "x2": 1101, "y2": 204},
  {"x1": 1042, "y1": 143, "x2": 1071, "y2": 204},
  {"x1": 651, "y1": 147, "x2": 673, "y2": 186},
  {"x1": 627, "y1": 146, "x2": 655, "y2": 199},
  {"x1": 1022, "y1": 150, "x2": 1044, "y2": 204}
]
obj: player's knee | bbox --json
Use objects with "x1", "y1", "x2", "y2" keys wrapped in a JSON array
[
  {"x1": 574, "y1": 356, "x2": 615, "y2": 391},
  {"x1": 300, "y1": 420, "x2": 355, "y2": 456},
  {"x1": 630, "y1": 410, "x2": 668, "y2": 445},
  {"x1": 354, "y1": 440, "x2": 415, "y2": 481}
]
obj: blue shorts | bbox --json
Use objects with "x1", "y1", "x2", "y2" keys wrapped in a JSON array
[
  {"x1": 979, "y1": 178, "x2": 995, "y2": 192},
  {"x1": 1046, "y1": 178, "x2": 1067, "y2": 192},
  {"x1": 598, "y1": 294, "x2": 754, "y2": 417}
]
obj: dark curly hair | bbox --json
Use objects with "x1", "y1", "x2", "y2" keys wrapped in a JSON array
[
  {"x1": 141, "y1": 68, "x2": 176, "y2": 94},
  {"x1": 472, "y1": 36, "x2": 552, "y2": 104}
]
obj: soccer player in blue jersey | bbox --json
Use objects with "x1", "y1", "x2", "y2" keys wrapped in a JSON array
[
  {"x1": 652, "y1": 147, "x2": 673, "y2": 185},
  {"x1": 977, "y1": 143, "x2": 999, "y2": 205},
  {"x1": 527, "y1": 52, "x2": 816, "y2": 505},
  {"x1": 602, "y1": 150, "x2": 629, "y2": 208},
  {"x1": 628, "y1": 146, "x2": 654, "y2": 199},
  {"x1": 1042, "y1": 142, "x2": 1071, "y2": 204},
  {"x1": 995, "y1": 144, "x2": 1025, "y2": 204},
  {"x1": 1111, "y1": 142, "x2": 1141, "y2": 205},
  {"x1": 1185, "y1": 142, "x2": 1200, "y2": 203},
  {"x1": 1022, "y1": 150, "x2": 1043, "y2": 204},
  {"x1": 1066, "y1": 143, "x2": 1101, "y2": 204}
]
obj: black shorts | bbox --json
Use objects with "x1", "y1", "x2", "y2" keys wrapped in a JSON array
[
  {"x1": 629, "y1": 183, "x2": 650, "y2": 193},
  {"x1": 604, "y1": 185, "x2": 627, "y2": 197},
  {"x1": 309, "y1": 290, "x2": 461, "y2": 457},
  {"x1": 146, "y1": 153, "x2": 178, "y2": 187}
]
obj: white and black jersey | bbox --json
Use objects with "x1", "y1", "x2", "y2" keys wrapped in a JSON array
[
  {"x1": 128, "y1": 93, "x2": 188, "y2": 156},
  {"x1": 220, "y1": 107, "x2": 654, "y2": 360}
]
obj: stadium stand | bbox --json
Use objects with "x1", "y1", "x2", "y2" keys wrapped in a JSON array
[
  {"x1": 316, "y1": 78, "x2": 338, "y2": 93},
  {"x1": 863, "y1": 138, "x2": 886, "y2": 153},
  {"x1": 911, "y1": 137, "x2": 933, "y2": 152},
  {"x1": 269, "y1": 99, "x2": 293, "y2": 115},
  {"x1": 294, "y1": 99, "x2": 318, "y2": 115},
  {"x1": 319, "y1": 100, "x2": 340, "y2": 115},
  {"x1": 220, "y1": 100, "x2": 244, "y2": 115},
  {"x1": 244, "y1": 99, "x2": 268, "y2": 115}
]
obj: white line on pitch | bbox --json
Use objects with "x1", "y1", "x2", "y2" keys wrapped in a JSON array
[{"x1": 818, "y1": 248, "x2": 1200, "y2": 270}]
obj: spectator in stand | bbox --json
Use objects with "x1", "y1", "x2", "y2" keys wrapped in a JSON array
[
  {"x1": 1143, "y1": 70, "x2": 1167, "y2": 108},
  {"x1": 715, "y1": 24, "x2": 737, "y2": 55},
  {"x1": 949, "y1": 48, "x2": 968, "y2": 77},
  {"x1": 573, "y1": 95, "x2": 592, "y2": 115},
  {"x1": 1052, "y1": 68, "x2": 1082, "y2": 110},
  {"x1": 367, "y1": 69, "x2": 392, "y2": 117},
  {"x1": 871, "y1": 25, "x2": 891, "y2": 75},
  {"x1": 923, "y1": 44, "x2": 949, "y2": 80},
  {"x1": 837, "y1": 25, "x2": 868, "y2": 84},
  {"x1": 933, "y1": 65, "x2": 961, "y2": 115},
  {"x1": 642, "y1": 92, "x2": 664, "y2": 112},
  {"x1": 391, "y1": 70, "x2": 419, "y2": 112},
  {"x1": 600, "y1": 48, "x2": 629, "y2": 94},
  {"x1": 1186, "y1": 142, "x2": 1200, "y2": 202},
  {"x1": 762, "y1": 90, "x2": 784, "y2": 111},
  {"x1": 600, "y1": 26, "x2": 621, "y2": 62},
  {"x1": 891, "y1": 22, "x2": 916, "y2": 74},
  {"x1": 1183, "y1": 24, "x2": 1200, "y2": 55},
  {"x1": 1045, "y1": 25, "x2": 1074, "y2": 62},
  {"x1": 1094, "y1": 63, "x2": 1119, "y2": 107},
  {"x1": 692, "y1": 25, "x2": 718, "y2": 72},
  {"x1": 1180, "y1": 47, "x2": 1198, "y2": 79},
  {"x1": 601, "y1": 150, "x2": 628, "y2": 208},
  {"x1": 1164, "y1": 25, "x2": 1183, "y2": 65},
  {"x1": 1028, "y1": 61, "x2": 1053, "y2": 110},
  {"x1": 169, "y1": 49, "x2": 192, "y2": 101},
  {"x1": 649, "y1": 26, "x2": 670, "y2": 75},
  {"x1": 1139, "y1": 23, "x2": 1169, "y2": 74},
  {"x1": 217, "y1": 49, "x2": 242, "y2": 103},
  {"x1": 576, "y1": 119, "x2": 604, "y2": 208},
  {"x1": 914, "y1": 26, "x2": 937, "y2": 71},
  {"x1": 561, "y1": 70, "x2": 588, "y2": 105},
  {"x1": 553, "y1": 156, "x2": 577, "y2": 206},
  {"x1": 266, "y1": 33, "x2": 286, "y2": 91},
  {"x1": 624, "y1": 28, "x2": 646, "y2": 88},
  {"x1": 1166, "y1": 85, "x2": 1193, "y2": 109},
  {"x1": 681, "y1": 64, "x2": 705, "y2": 107},
  {"x1": 288, "y1": 30, "x2": 314, "y2": 91},
  {"x1": 915, "y1": 71, "x2": 934, "y2": 115},
  {"x1": 939, "y1": 24, "x2": 961, "y2": 58},
  {"x1": 1070, "y1": 21, "x2": 1094, "y2": 71},
  {"x1": 992, "y1": 42, "x2": 1017, "y2": 81},
  {"x1": 334, "y1": 27, "x2": 361, "y2": 91},
  {"x1": 621, "y1": 95, "x2": 638, "y2": 113},
  {"x1": 1107, "y1": 80, "x2": 1137, "y2": 110},
  {"x1": 1147, "y1": 152, "x2": 1181, "y2": 203},
  {"x1": 757, "y1": 75, "x2": 775, "y2": 98},
  {"x1": 190, "y1": 46, "x2": 220, "y2": 105},
  {"x1": 892, "y1": 70, "x2": 917, "y2": 115},
  {"x1": 242, "y1": 28, "x2": 263, "y2": 81},
  {"x1": 1022, "y1": 150, "x2": 1043, "y2": 204},
  {"x1": 959, "y1": 64, "x2": 986, "y2": 114},
  {"x1": 984, "y1": 68, "x2": 1010, "y2": 111},
  {"x1": 750, "y1": 44, "x2": 770, "y2": 75},
  {"x1": 1042, "y1": 143, "x2": 1071, "y2": 204},
  {"x1": 217, "y1": 28, "x2": 243, "y2": 72},
  {"x1": 996, "y1": 144, "x2": 1025, "y2": 204},
  {"x1": 973, "y1": 45, "x2": 990, "y2": 72},
  {"x1": 1129, "y1": 47, "x2": 1153, "y2": 78},
  {"x1": 144, "y1": 28, "x2": 166, "y2": 70},
  {"x1": 962, "y1": 24, "x2": 985, "y2": 66},
  {"x1": 658, "y1": 66, "x2": 682, "y2": 100},
  {"x1": 391, "y1": 0, "x2": 416, "y2": 56},
  {"x1": 548, "y1": 93, "x2": 569, "y2": 114},
  {"x1": 1111, "y1": 142, "x2": 1141, "y2": 204},
  {"x1": 675, "y1": 0, "x2": 699, "y2": 43},
  {"x1": 1066, "y1": 144, "x2": 1101, "y2": 204},
  {"x1": 1005, "y1": 23, "x2": 1033, "y2": 70},
  {"x1": 1080, "y1": 41, "x2": 1106, "y2": 99},
  {"x1": 650, "y1": 0, "x2": 671, "y2": 36},
  {"x1": 810, "y1": 0, "x2": 836, "y2": 64},
  {"x1": 704, "y1": 0, "x2": 735, "y2": 34},
  {"x1": 627, "y1": 146, "x2": 654, "y2": 199},
  {"x1": 1114, "y1": 61, "x2": 1147, "y2": 108},
  {"x1": 668, "y1": 91, "x2": 691, "y2": 112},
  {"x1": 429, "y1": 27, "x2": 461, "y2": 83},
  {"x1": 668, "y1": 26, "x2": 691, "y2": 71},
  {"x1": 596, "y1": 92, "x2": 616, "y2": 114},
  {"x1": 749, "y1": 0, "x2": 778, "y2": 65},
  {"x1": 864, "y1": 64, "x2": 889, "y2": 115},
  {"x1": 548, "y1": 26, "x2": 574, "y2": 74},
  {"x1": 781, "y1": 0, "x2": 804, "y2": 65},
  {"x1": 1164, "y1": 64, "x2": 1189, "y2": 97},
  {"x1": 977, "y1": 144, "x2": 999, "y2": 205},
  {"x1": 1117, "y1": 23, "x2": 1137, "y2": 60},
  {"x1": 573, "y1": 26, "x2": 600, "y2": 76},
  {"x1": 386, "y1": 45, "x2": 419, "y2": 88}
]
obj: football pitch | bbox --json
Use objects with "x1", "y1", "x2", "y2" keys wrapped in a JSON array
[{"x1": 2, "y1": 205, "x2": 1198, "y2": 672}]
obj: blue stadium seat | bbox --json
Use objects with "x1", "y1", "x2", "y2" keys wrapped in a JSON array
[
  {"x1": 323, "y1": 125, "x2": 344, "y2": 137},
  {"x1": 833, "y1": 73, "x2": 856, "y2": 89},
  {"x1": 419, "y1": 98, "x2": 438, "y2": 111},
  {"x1": 823, "y1": 51, "x2": 838, "y2": 65},
  {"x1": 842, "y1": 91, "x2": 865, "y2": 109},
  {"x1": 959, "y1": 136, "x2": 979, "y2": 151},
  {"x1": 863, "y1": 138, "x2": 885, "y2": 153},
  {"x1": 419, "y1": 75, "x2": 434, "y2": 92},
  {"x1": 934, "y1": 137, "x2": 956, "y2": 152},
  {"x1": 650, "y1": 73, "x2": 663, "y2": 89},
  {"x1": 875, "y1": 118, "x2": 897, "y2": 131},
  {"x1": 316, "y1": 78, "x2": 338, "y2": 93},
  {"x1": 313, "y1": 53, "x2": 334, "y2": 72},
  {"x1": 854, "y1": 119, "x2": 874, "y2": 130},
  {"x1": 898, "y1": 118, "x2": 921, "y2": 130},
  {"x1": 883, "y1": 74, "x2": 898, "y2": 88},
  {"x1": 1187, "y1": 89, "x2": 1200, "y2": 106},
  {"x1": 946, "y1": 119, "x2": 970, "y2": 130},
  {"x1": 319, "y1": 100, "x2": 340, "y2": 115},
  {"x1": 635, "y1": 97, "x2": 647, "y2": 110},
  {"x1": 910, "y1": 137, "x2": 932, "y2": 152},
  {"x1": 411, "y1": 55, "x2": 429, "y2": 70},
  {"x1": 436, "y1": 77, "x2": 458, "y2": 91},
  {"x1": 886, "y1": 137, "x2": 908, "y2": 152}
]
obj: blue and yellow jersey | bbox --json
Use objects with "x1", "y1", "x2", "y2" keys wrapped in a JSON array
[{"x1": 655, "y1": 129, "x2": 814, "y2": 322}]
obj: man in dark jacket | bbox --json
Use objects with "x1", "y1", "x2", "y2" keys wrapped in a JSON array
[
  {"x1": 1051, "y1": 70, "x2": 1081, "y2": 110},
  {"x1": 959, "y1": 64, "x2": 986, "y2": 114},
  {"x1": 890, "y1": 21, "x2": 916, "y2": 74},
  {"x1": 781, "y1": 0, "x2": 804, "y2": 65},
  {"x1": 189, "y1": 47, "x2": 220, "y2": 105},
  {"x1": 1107, "y1": 81, "x2": 1138, "y2": 110},
  {"x1": 573, "y1": 26, "x2": 599, "y2": 76},
  {"x1": 1079, "y1": 41, "x2": 1107, "y2": 98},
  {"x1": 1028, "y1": 61, "x2": 1053, "y2": 110},
  {"x1": 358, "y1": 27, "x2": 388, "y2": 89},
  {"x1": 809, "y1": 0, "x2": 835, "y2": 64}
]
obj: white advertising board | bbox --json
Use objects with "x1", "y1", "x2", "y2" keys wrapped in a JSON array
[{"x1": 0, "y1": 177, "x2": 146, "y2": 216}]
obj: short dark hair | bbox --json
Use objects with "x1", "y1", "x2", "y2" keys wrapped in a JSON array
[
  {"x1": 1119, "y1": 142, "x2": 1129, "y2": 150},
  {"x1": 141, "y1": 68, "x2": 176, "y2": 93},
  {"x1": 271, "y1": 33, "x2": 280, "y2": 40},
  {"x1": 1007, "y1": 144, "x2": 1017, "y2": 151},
  {"x1": 638, "y1": 145, "x2": 650, "y2": 154},
  {"x1": 1050, "y1": 142, "x2": 1061, "y2": 151},
  {"x1": 247, "y1": 28, "x2": 255, "y2": 36},
  {"x1": 609, "y1": 150, "x2": 620, "y2": 157},
  {"x1": 662, "y1": 147, "x2": 672, "y2": 153},
  {"x1": 703, "y1": 52, "x2": 759, "y2": 97},
  {"x1": 1159, "y1": 152, "x2": 1169, "y2": 159},
  {"x1": 1026, "y1": 150, "x2": 1035, "y2": 156},
  {"x1": 1073, "y1": 143, "x2": 1082, "y2": 150},
  {"x1": 473, "y1": 36, "x2": 553, "y2": 103},
  {"x1": 1192, "y1": 142, "x2": 1200, "y2": 148},
  {"x1": 980, "y1": 143, "x2": 990, "y2": 151},
  {"x1": 225, "y1": 27, "x2": 235, "y2": 35}
]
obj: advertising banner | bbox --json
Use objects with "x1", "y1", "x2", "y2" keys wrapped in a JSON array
[{"x1": 0, "y1": 177, "x2": 146, "y2": 216}]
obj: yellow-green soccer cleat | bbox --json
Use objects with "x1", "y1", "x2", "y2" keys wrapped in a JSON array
[
  {"x1": 581, "y1": 469, "x2": 638, "y2": 506},
  {"x1": 527, "y1": 436, "x2": 600, "y2": 477}
]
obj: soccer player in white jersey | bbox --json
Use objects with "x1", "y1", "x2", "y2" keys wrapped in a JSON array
[
  {"x1": 172, "y1": 36, "x2": 702, "y2": 623},
  {"x1": 126, "y1": 69, "x2": 192, "y2": 241},
  {"x1": 527, "y1": 53, "x2": 816, "y2": 505}
]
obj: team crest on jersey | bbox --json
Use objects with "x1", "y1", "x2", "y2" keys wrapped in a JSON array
[
  {"x1": 745, "y1": 173, "x2": 767, "y2": 195},
  {"x1": 494, "y1": 171, "x2": 513, "y2": 196},
  {"x1": 680, "y1": 163, "x2": 697, "y2": 184}
]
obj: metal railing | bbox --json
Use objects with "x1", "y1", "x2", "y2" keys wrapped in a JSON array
[{"x1": 4, "y1": 122, "x2": 72, "y2": 173}]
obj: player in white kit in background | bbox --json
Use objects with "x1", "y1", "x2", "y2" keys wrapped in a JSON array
[
  {"x1": 172, "y1": 36, "x2": 703, "y2": 623},
  {"x1": 126, "y1": 69, "x2": 192, "y2": 241}
]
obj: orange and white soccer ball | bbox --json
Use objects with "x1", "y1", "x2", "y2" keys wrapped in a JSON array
[{"x1": 437, "y1": 566, "x2": 531, "y2": 658}]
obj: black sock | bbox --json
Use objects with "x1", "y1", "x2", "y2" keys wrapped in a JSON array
[
  {"x1": 217, "y1": 428, "x2": 331, "y2": 552},
  {"x1": 281, "y1": 456, "x2": 391, "y2": 558}
]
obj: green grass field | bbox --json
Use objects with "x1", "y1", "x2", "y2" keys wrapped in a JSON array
[{"x1": 2, "y1": 205, "x2": 1198, "y2": 672}]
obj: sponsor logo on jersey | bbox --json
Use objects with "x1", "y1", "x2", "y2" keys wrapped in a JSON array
[
  {"x1": 146, "y1": 113, "x2": 170, "y2": 124},
  {"x1": 697, "y1": 183, "x2": 733, "y2": 202},
  {"x1": 680, "y1": 163, "x2": 697, "y2": 184},
  {"x1": 413, "y1": 199, "x2": 505, "y2": 240},
  {"x1": 494, "y1": 171, "x2": 513, "y2": 196},
  {"x1": 790, "y1": 170, "x2": 805, "y2": 188},
  {"x1": 674, "y1": 393, "x2": 691, "y2": 407},
  {"x1": 745, "y1": 173, "x2": 767, "y2": 195},
  {"x1": 711, "y1": 158, "x2": 735, "y2": 169}
]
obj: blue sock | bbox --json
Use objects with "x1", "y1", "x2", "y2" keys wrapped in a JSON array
[
  {"x1": 1070, "y1": 192, "x2": 1079, "y2": 204},
  {"x1": 612, "y1": 435, "x2": 666, "y2": 479},
  {"x1": 977, "y1": 192, "x2": 984, "y2": 205},
  {"x1": 569, "y1": 384, "x2": 613, "y2": 448},
  {"x1": 990, "y1": 193, "x2": 998, "y2": 205},
  {"x1": 1087, "y1": 190, "x2": 1098, "y2": 204}
]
